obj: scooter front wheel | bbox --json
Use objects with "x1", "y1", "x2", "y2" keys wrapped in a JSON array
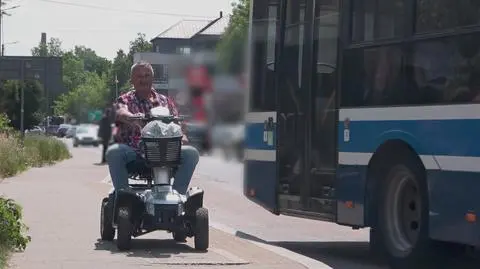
[
  {"x1": 116, "y1": 207, "x2": 133, "y2": 251},
  {"x1": 194, "y1": 207, "x2": 209, "y2": 251}
]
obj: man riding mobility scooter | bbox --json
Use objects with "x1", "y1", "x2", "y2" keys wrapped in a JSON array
[{"x1": 100, "y1": 106, "x2": 208, "y2": 251}]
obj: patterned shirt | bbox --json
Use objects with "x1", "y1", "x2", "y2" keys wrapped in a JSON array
[{"x1": 114, "y1": 88, "x2": 183, "y2": 150}]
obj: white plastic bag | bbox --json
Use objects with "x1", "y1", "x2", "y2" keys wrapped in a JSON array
[
  {"x1": 141, "y1": 120, "x2": 183, "y2": 138},
  {"x1": 141, "y1": 106, "x2": 183, "y2": 138}
]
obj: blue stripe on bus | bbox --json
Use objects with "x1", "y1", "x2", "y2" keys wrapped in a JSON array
[
  {"x1": 245, "y1": 122, "x2": 276, "y2": 150},
  {"x1": 337, "y1": 119, "x2": 480, "y2": 157}
]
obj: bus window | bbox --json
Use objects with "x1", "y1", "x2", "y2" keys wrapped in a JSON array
[
  {"x1": 342, "y1": 32, "x2": 480, "y2": 107},
  {"x1": 250, "y1": 0, "x2": 279, "y2": 112},
  {"x1": 351, "y1": 0, "x2": 406, "y2": 42},
  {"x1": 341, "y1": 45, "x2": 407, "y2": 107},
  {"x1": 411, "y1": 33, "x2": 480, "y2": 104},
  {"x1": 416, "y1": 0, "x2": 480, "y2": 33}
]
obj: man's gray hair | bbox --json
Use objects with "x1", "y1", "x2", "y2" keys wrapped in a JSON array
[{"x1": 131, "y1": 61, "x2": 154, "y2": 76}]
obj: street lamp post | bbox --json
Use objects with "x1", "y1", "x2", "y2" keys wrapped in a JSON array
[
  {"x1": 0, "y1": 3, "x2": 20, "y2": 54},
  {"x1": 2, "y1": 41, "x2": 19, "y2": 56},
  {"x1": 20, "y1": 60, "x2": 26, "y2": 138}
]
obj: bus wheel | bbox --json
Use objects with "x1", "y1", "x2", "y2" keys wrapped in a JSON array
[
  {"x1": 377, "y1": 152, "x2": 433, "y2": 269},
  {"x1": 369, "y1": 228, "x2": 386, "y2": 261}
]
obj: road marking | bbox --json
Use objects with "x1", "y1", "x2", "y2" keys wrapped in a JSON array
[
  {"x1": 210, "y1": 222, "x2": 333, "y2": 269},
  {"x1": 102, "y1": 174, "x2": 111, "y2": 184}
]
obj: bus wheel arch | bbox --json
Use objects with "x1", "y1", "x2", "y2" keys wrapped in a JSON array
[
  {"x1": 366, "y1": 140, "x2": 426, "y2": 225},
  {"x1": 366, "y1": 140, "x2": 433, "y2": 267}
]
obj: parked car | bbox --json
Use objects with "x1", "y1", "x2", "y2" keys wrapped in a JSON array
[
  {"x1": 73, "y1": 124, "x2": 99, "y2": 147},
  {"x1": 56, "y1": 124, "x2": 72, "y2": 137},
  {"x1": 45, "y1": 125, "x2": 59, "y2": 136},
  {"x1": 65, "y1": 125, "x2": 77, "y2": 138},
  {"x1": 25, "y1": 126, "x2": 45, "y2": 135}
]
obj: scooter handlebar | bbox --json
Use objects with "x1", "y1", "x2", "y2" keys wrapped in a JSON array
[{"x1": 129, "y1": 114, "x2": 184, "y2": 123}]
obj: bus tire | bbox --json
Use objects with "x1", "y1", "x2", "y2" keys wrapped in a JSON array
[
  {"x1": 376, "y1": 149, "x2": 435, "y2": 269},
  {"x1": 369, "y1": 228, "x2": 386, "y2": 261}
]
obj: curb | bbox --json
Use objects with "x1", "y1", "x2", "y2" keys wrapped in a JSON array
[{"x1": 210, "y1": 222, "x2": 332, "y2": 269}]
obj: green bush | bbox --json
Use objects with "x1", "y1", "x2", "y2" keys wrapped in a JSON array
[
  {"x1": 0, "y1": 134, "x2": 71, "y2": 178},
  {"x1": 0, "y1": 244, "x2": 7, "y2": 269},
  {"x1": 23, "y1": 134, "x2": 71, "y2": 167},
  {"x1": 0, "y1": 135, "x2": 28, "y2": 177},
  {"x1": 0, "y1": 197, "x2": 31, "y2": 269},
  {"x1": 0, "y1": 113, "x2": 14, "y2": 136}
]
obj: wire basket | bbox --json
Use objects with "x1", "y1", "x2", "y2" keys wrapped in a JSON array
[{"x1": 141, "y1": 136, "x2": 182, "y2": 167}]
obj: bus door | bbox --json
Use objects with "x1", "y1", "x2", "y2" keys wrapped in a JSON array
[
  {"x1": 244, "y1": 0, "x2": 281, "y2": 213},
  {"x1": 301, "y1": 0, "x2": 340, "y2": 218},
  {"x1": 275, "y1": 0, "x2": 340, "y2": 219},
  {"x1": 276, "y1": 0, "x2": 310, "y2": 214}
]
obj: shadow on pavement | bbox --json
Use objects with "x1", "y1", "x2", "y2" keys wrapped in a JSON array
[
  {"x1": 94, "y1": 238, "x2": 204, "y2": 258},
  {"x1": 235, "y1": 231, "x2": 385, "y2": 269},
  {"x1": 234, "y1": 231, "x2": 480, "y2": 269}
]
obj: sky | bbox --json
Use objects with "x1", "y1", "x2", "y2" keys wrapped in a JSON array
[{"x1": 2, "y1": 0, "x2": 233, "y2": 60}]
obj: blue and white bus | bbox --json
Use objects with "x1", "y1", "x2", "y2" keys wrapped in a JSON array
[{"x1": 243, "y1": 0, "x2": 480, "y2": 268}]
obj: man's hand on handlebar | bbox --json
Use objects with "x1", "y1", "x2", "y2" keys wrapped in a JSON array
[{"x1": 181, "y1": 135, "x2": 188, "y2": 145}]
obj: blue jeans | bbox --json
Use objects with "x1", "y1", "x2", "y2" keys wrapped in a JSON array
[{"x1": 105, "y1": 143, "x2": 200, "y2": 194}]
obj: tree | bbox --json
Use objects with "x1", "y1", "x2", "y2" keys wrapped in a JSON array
[
  {"x1": 127, "y1": 33, "x2": 153, "y2": 64},
  {"x1": 0, "y1": 80, "x2": 45, "y2": 130},
  {"x1": 73, "y1": 45, "x2": 111, "y2": 76},
  {"x1": 31, "y1": 37, "x2": 64, "y2": 57},
  {"x1": 30, "y1": 38, "x2": 116, "y2": 121},
  {"x1": 30, "y1": 33, "x2": 154, "y2": 121},
  {"x1": 110, "y1": 49, "x2": 130, "y2": 95},
  {"x1": 54, "y1": 72, "x2": 109, "y2": 121},
  {"x1": 217, "y1": 0, "x2": 250, "y2": 74},
  {"x1": 62, "y1": 51, "x2": 87, "y2": 91}
]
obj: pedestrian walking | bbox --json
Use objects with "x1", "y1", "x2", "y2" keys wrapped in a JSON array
[{"x1": 98, "y1": 108, "x2": 112, "y2": 164}]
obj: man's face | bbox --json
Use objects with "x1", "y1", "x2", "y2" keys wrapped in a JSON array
[{"x1": 131, "y1": 66, "x2": 153, "y2": 92}]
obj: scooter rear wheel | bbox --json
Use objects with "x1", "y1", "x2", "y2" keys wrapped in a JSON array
[
  {"x1": 116, "y1": 207, "x2": 133, "y2": 251},
  {"x1": 194, "y1": 207, "x2": 209, "y2": 251}
]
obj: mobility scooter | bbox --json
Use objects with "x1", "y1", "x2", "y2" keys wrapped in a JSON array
[{"x1": 99, "y1": 107, "x2": 208, "y2": 251}]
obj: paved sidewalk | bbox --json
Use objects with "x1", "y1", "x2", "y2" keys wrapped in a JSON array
[{"x1": 0, "y1": 147, "x2": 308, "y2": 269}]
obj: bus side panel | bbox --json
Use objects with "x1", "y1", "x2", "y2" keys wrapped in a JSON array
[
  {"x1": 336, "y1": 164, "x2": 368, "y2": 227},
  {"x1": 336, "y1": 118, "x2": 368, "y2": 227},
  {"x1": 338, "y1": 107, "x2": 480, "y2": 246},
  {"x1": 243, "y1": 112, "x2": 278, "y2": 213},
  {"x1": 428, "y1": 170, "x2": 480, "y2": 246},
  {"x1": 244, "y1": 160, "x2": 277, "y2": 213}
]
